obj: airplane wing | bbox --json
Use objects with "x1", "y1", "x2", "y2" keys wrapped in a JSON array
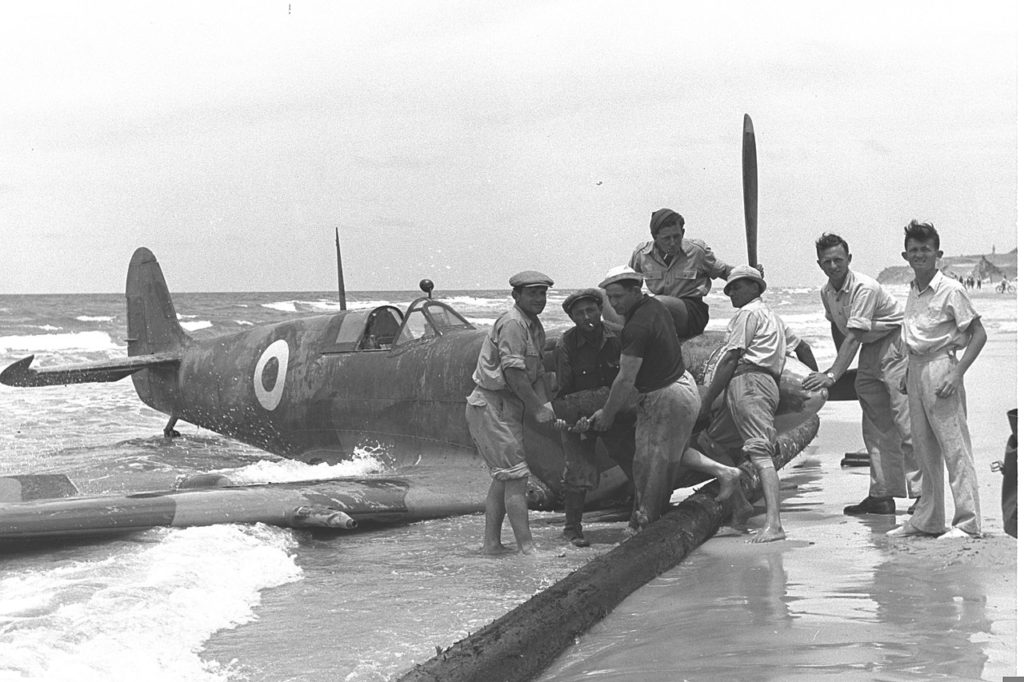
[
  {"x1": 0, "y1": 353, "x2": 180, "y2": 387},
  {"x1": 0, "y1": 474, "x2": 486, "y2": 543}
]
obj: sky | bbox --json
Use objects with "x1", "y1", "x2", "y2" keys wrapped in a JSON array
[{"x1": 0, "y1": 0, "x2": 1017, "y2": 293}]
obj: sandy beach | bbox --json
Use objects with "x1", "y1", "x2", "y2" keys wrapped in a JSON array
[{"x1": 537, "y1": 332, "x2": 1017, "y2": 681}]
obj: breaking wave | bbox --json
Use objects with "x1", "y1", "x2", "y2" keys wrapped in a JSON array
[
  {"x1": 0, "y1": 331, "x2": 119, "y2": 353},
  {"x1": 0, "y1": 524, "x2": 301, "y2": 681}
]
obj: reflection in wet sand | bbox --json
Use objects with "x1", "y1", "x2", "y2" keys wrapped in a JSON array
[{"x1": 539, "y1": 445, "x2": 1016, "y2": 681}]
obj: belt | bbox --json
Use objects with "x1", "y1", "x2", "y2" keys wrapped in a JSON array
[
  {"x1": 908, "y1": 347, "x2": 958, "y2": 362},
  {"x1": 734, "y1": 363, "x2": 780, "y2": 382}
]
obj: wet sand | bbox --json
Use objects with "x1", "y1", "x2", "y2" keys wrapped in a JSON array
[{"x1": 539, "y1": 335, "x2": 1017, "y2": 681}]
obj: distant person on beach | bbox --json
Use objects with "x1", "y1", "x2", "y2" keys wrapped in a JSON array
[
  {"x1": 588, "y1": 266, "x2": 742, "y2": 534},
  {"x1": 887, "y1": 220, "x2": 987, "y2": 539},
  {"x1": 465, "y1": 270, "x2": 556, "y2": 555},
  {"x1": 552, "y1": 288, "x2": 636, "y2": 547},
  {"x1": 698, "y1": 265, "x2": 817, "y2": 543},
  {"x1": 802, "y1": 233, "x2": 921, "y2": 516},
  {"x1": 627, "y1": 208, "x2": 741, "y2": 339}
]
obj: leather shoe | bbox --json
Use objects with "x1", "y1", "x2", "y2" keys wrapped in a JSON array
[{"x1": 844, "y1": 496, "x2": 895, "y2": 516}]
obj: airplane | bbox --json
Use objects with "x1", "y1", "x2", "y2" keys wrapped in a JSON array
[{"x1": 0, "y1": 238, "x2": 832, "y2": 543}]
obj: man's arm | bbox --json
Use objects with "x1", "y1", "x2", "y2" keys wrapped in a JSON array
[
  {"x1": 697, "y1": 347, "x2": 742, "y2": 426},
  {"x1": 936, "y1": 317, "x2": 987, "y2": 398},
  {"x1": 591, "y1": 354, "x2": 642, "y2": 431},
  {"x1": 794, "y1": 339, "x2": 818, "y2": 371},
  {"x1": 803, "y1": 331, "x2": 862, "y2": 390},
  {"x1": 505, "y1": 367, "x2": 555, "y2": 424}
]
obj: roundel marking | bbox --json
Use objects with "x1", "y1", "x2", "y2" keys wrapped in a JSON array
[{"x1": 254, "y1": 339, "x2": 289, "y2": 411}]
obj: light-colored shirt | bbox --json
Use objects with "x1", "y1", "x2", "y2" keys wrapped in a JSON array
[
  {"x1": 902, "y1": 271, "x2": 980, "y2": 355},
  {"x1": 723, "y1": 297, "x2": 799, "y2": 377},
  {"x1": 628, "y1": 238, "x2": 732, "y2": 299},
  {"x1": 821, "y1": 269, "x2": 903, "y2": 344},
  {"x1": 471, "y1": 304, "x2": 546, "y2": 392}
]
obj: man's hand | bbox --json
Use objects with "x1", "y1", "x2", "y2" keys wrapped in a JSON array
[
  {"x1": 570, "y1": 416, "x2": 592, "y2": 433},
  {"x1": 935, "y1": 368, "x2": 964, "y2": 399},
  {"x1": 802, "y1": 372, "x2": 834, "y2": 391},
  {"x1": 591, "y1": 408, "x2": 614, "y2": 432}
]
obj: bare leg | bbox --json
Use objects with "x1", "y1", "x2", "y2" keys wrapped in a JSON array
[
  {"x1": 482, "y1": 479, "x2": 509, "y2": 554},
  {"x1": 504, "y1": 477, "x2": 535, "y2": 554},
  {"x1": 729, "y1": 492, "x2": 756, "y2": 530},
  {"x1": 749, "y1": 463, "x2": 786, "y2": 543},
  {"x1": 680, "y1": 447, "x2": 742, "y2": 502}
]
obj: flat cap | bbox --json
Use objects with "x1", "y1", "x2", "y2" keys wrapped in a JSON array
[
  {"x1": 561, "y1": 288, "x2": 604, "y2": 315},
  {"x1": 650, "y1": 208, "x2": 684, "y2": 236},
  {"x1": 509, "y1": 270, "x2": 554, "y2": 288},
  {"x1": 723, "y1": 264, "x2": 766, "y2": 294},
  {"x1": 598, "y1": 265, "x2": 644, "y2": 289}
]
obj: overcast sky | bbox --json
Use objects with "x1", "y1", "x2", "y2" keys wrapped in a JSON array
[{"x1": 0, "y1": 1, "x2": 1017, "y2": 293}]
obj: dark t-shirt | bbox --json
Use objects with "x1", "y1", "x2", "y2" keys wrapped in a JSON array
[{"x1": 621, "y1": 295, "x2": 685, "y2": 393}]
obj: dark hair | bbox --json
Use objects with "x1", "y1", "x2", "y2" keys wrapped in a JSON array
[
  {"x1": 815, "y1": 233, "x2": 850, "y2": 256},
  {"x1": 904, "y1": 220, "x2": 940, "y2": 250}
]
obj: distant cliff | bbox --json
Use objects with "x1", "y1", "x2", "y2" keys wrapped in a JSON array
[{"x1": 877, "y1": 248, "x2": 1017, "y2": 285}]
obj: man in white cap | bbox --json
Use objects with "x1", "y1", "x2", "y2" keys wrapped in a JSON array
[
  {"x1": 590, "y1": 266, "x2": 742, "y2": 534},
  {"x1": 466, "y1": 270, "x2": 556, "y2": 555},
  {"x1": 553, "y1": 288, "x2": 635, "y2": 547},
  {"x1": 698, "y1": 265, "x2": 816, "y2": 543},
  {"x1": 628, "y1": 208, "x2": 739, "y2": 339}
]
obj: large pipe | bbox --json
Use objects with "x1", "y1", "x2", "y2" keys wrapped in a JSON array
[{"x1": 398, "y1": 414, "x2": 819, "y2": 682}]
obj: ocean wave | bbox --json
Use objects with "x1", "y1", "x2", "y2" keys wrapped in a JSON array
[
  {"x1": 181, "y1": 320, "x2": 213, "y2": 332},
  {"x1": 0, "y1": 331, "x2": 118, "y2": 353},
  {"x1": 75, "y1": 316, "x2": 114, "y2": 323},
  {"x1": 0, "y1": 524, "x2": 301, "y2": 681},
  {"x1": 439, "y1": 295, "x2": 510, "y2": 310},
  {"x1": 261, "y1": 299, "x2": 351, "y2": 314}
]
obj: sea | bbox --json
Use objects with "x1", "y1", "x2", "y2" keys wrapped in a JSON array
[{"x1": 0, "y1": 284, "x2": 1016, "y2": 681}]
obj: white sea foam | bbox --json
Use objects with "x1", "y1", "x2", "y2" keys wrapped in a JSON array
[
  {"x1": 218, "y1": 447, "x2": 388, "y2": 484},
  {"x1": 181, "y1": 320, "x2": 213, "y2": 332},
  {"x1": 0, "y1": 524, "x2": 301, "y2": 681},
  {"x1": 76, "y1": 315, "x2": 115, "y2": 323},
  {"x1": 0, "y1": 331, "x2": 118, "y2": 353},
  {"x1": 234, "y1": 320, "x2": 254, "y2": 326}
]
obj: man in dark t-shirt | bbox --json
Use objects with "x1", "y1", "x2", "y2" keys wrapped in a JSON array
[{"x1": 590, "y1": 267, "x2": 741, "y2": 533}]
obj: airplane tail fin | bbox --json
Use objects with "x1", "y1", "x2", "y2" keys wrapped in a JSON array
[{"x1": 126, "y1": 248, "x2": 191, "y2": 357}]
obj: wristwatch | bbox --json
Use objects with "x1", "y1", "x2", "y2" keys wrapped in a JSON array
[{"x1": 825, "y1": 370, "x2": 836, "y2": 384}]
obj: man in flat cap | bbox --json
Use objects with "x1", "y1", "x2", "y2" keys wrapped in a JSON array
[
  {"x1": 466, "y1": 270, "x2": 556, "y2": 555},
  {"x1": 590, "y1": 266, "x2": 742, "y2": 534},
  {"x1": 628, "y1": 208, "x2": 739, "y2": 339},
  {"x1": 698, "y1": 266, "x2": 817, "y2": 543},
  {"x1": 552, "y1": 288, "x2": 636, "y2": 547}
]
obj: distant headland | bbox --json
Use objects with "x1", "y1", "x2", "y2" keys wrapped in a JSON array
[{"x1": 876, "y1": 247, "x2": 1017, "y2": 285}]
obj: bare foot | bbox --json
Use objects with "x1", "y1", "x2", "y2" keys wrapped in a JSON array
[
  {"x1": 748, "y1": 526, "x2": 786, "y2": 543},
  {"x1": 519, "y1": 542, "x2": 537, "y2": 555},
  {"x1": 481, "y1": 543, "x2": 516, "y2": 556},
  {"x1": 715, "y1": 466, "x2": 742, "y2": 502}
]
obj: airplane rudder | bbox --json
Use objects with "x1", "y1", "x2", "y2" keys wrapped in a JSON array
[{"x1": 126, "y1": 248, "x2": 190, "y2": 356}]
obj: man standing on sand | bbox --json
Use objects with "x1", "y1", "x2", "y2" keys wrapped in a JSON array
[
  {"x1": 628, "y1": 208, "x2": 738, "y2": 339},
  {"x1": 552, "y1": 288, "x2": 636, "y2": 548},
  {"x1": 887, "y1": 220, "x2": 987, "y2": 539},
  {"x1": 803, "y1": 233, "x2": 921, "y2": 516},
  {"x1": 698, "y1": 265, "x2": 817, "y2": 543},
  {"x1": 465, "y1": 270, "x2": 556, "y2": 555},
  {"x1": 589, "y1": 266, "x2": 741, "y2": 534}
]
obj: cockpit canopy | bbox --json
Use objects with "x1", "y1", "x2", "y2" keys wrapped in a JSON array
[{"x1": 322, "y1": 299, "x2": 474, "y2": 353}]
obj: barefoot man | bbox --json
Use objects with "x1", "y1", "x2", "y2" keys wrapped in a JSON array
[
  {"x1": 699, "y1": 265, "x2": 816, "y2": 543},
  {"x1": 465, "y1": 270, "x2": 556, "y2": 555},
  {"x1": 589, "y1": 266, "x2": 741, "y2": 534}
]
